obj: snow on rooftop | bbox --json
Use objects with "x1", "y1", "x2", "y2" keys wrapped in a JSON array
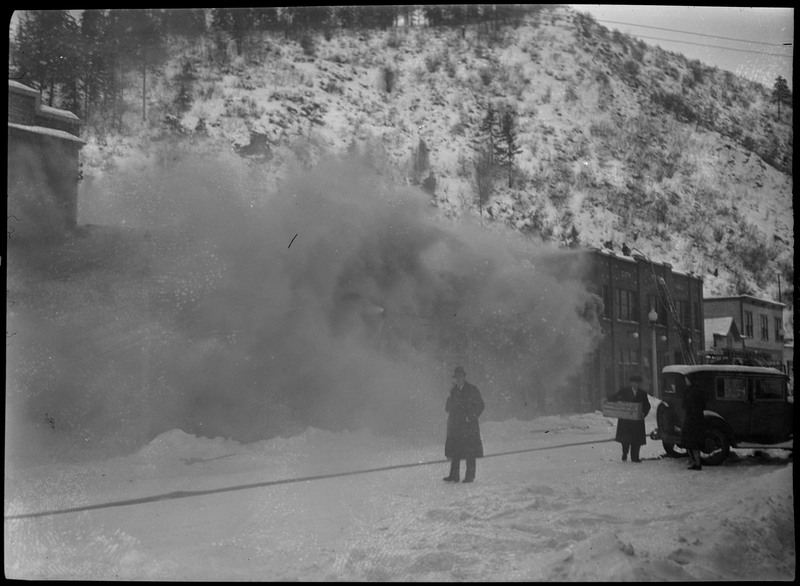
[
  {"x1": 704, "y1": 316, "x2": 735, "y2": 336},
  {"x1": 39, "y1": 103, "x2": 80, "y2": 121},
  {"x1": 663, "y1": 363, "x2": 784, "y2": 375},
  {"x1": 8, "y1": 79, "x2": 39, "y2": 96},
  {"x1": 8, "y1": 122, "x2": 85, "y2": 145},
  {"x1": 9, "y1": 79, "x2": 81, "y2": 122}
]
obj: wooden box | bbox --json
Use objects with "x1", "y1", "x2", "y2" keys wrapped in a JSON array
[{"x1": 601, "y1": 399, "x2": 643, "y2": 421}]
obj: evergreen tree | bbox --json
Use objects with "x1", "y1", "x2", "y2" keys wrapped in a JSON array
[
  {"x1": 162, "y1": 8, "x2": 207, "y2": 37},
  {"x1": 771, "y1": 76, "x2": 791, "y2": 122},
  {"x1": 11, "y1": 11, "x2": 79, "y2": 106},
  {"x1": 104, "y1": 9, "x2": 167, "y2": 125},
  {"x1": 424, "y1": 5, "x2": 445, "y2": 27},
  {"x1": 478, "y1": 104, "x2": 498, "y2": 167},
  {"x1": 130, "y1": 10, "x2": 167, "y2": 122},
  {"x1": 252, "y1": 8, "x2": 281, "y2": 31},
  {"x1": 494, "y1": 107, "x2": 523, "y2": 188},
  {"x1": 211, "y1": 8, "x2": 254, "y2": 55},
  {"x1": 174, "y1": 58, "x2": 196, "y2": 114},
  {"x1": 412, "y1": 138, "x2": 430, "y2": 184},
  {"x1": 103, "y1": 10, "x2": 130, "y2": 132},
  {"x1": 474, "y1": 148, "x2": 494, "y2": 226},
  {"x1": 10, "y1": 12, "x2": 46, "y2": 86},
  {"x1": 79, "y1": 9, "x2": 111, "y2": 124},
  {"x1": 293, "y1": 6, "x2": 329, "y2": 30}
]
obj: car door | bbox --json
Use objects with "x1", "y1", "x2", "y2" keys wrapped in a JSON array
[
  {"x1": 749, "y1": 376, "x2": 788, "y2": 441},
  {"x1": 711, "y1": 375, "x2": 749, "y2": 436}
]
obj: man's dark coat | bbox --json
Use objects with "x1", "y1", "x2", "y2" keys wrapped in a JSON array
[
  {"x1": 607, "y1": 385, "x2": 651, "y2": 446},
  {"x1": 445, "y1": 381, "x2": 485, "y2": 459},
  {"x1": 681, "y1": 386, "x2": 707, "y2": 449}
]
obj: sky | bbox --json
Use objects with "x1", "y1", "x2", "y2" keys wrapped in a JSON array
[{"x1": 569, "y1": 5, "x2": 794, "y2": 89}]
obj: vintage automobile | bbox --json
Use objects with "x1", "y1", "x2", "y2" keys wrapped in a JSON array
[{"x1": 652, "y1": 364, "x2": 793, "y2": 465}]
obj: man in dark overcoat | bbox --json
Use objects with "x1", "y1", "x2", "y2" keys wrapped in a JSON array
[
  {"x1": 607, "y1": 373, "x2": 651, "y2": 462},
  {"x1": 681, "y1": 376, "x2": 706, "y2": 470},
  {"x1": 443, "y1": 366, "x2": 484, "y2": 483}
]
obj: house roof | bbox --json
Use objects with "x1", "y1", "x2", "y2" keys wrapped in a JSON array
[{"x1": 704, "y1": 316, "x2": 741, "y2": 348}]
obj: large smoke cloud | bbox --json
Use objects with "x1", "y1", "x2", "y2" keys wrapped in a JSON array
[{"x1": 6, "y1": 153, "x2": 602, "y2": 464}]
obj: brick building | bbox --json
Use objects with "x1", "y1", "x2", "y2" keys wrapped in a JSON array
[
  {"x1": 574, "y1": 248, "x2": 705, "y2": 409},
  {"x1": 8, "y1": 80, "x2": 85, "y2": 237}
]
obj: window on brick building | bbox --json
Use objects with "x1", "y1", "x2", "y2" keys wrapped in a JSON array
[
  {"x1": 760, "y1": 314, "x2": 769, "y2": 341},
  {"x1": 617, "y1": 346, "x2": 640, "y2": 385},
  {"x1": 615, "y1": 288, "x2": 638, "y2": 322},
  {"x1": 744, "y1": 311, "x2": 753, "y2": 337},
  {"x1": 676, "y1": 300, "x2": 691, "y2": 328},
  {"x1": 602, "y1": 285, "x2": 611, "y2": 319}
]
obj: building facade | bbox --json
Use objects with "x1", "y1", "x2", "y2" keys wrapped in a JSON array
[
  {"x1": 703, "y1": 295, "x2": 786, "y2": 369},
  {"x1": 704, "y1": 317, "x2": 744, "y2": 353},
  {"x1": 8, "y1": 80, "x2": 85, "y2": 238},
  {"x1": 575, "y1": 248, "x2": 705, "y2": 410}
]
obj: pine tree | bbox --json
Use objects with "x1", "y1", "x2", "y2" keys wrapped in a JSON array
[
  {"x1": 162, "y1": 8, "x2": 207, "y2": 37},
  {"x1": 79, "y1": 9, "x2": 111, "y2": 124},
  {"x1": 412, "y1": 138, "x2": 430, "y2": 185},
  {"x1": 478, "y1": 104, "x2": 498, "y2": 167},
  {"x1": 474, "y1": 148, "x2": 494, "y2": 226},
  {"x1": 129, "y1": 10, "x2": 167, "y2": 122},
  {"x1": 494, "y1": 107, "x2": 523, "y2": 188},
  {"x1": 12, "y1": 11, "x2": 79, "y2": 106},
  {"x1": 771, "y1": 76, "x2": 791, "y2": 122},
  {"x1": 211, "y1": 8, "x2": 254, "y2": 55}
]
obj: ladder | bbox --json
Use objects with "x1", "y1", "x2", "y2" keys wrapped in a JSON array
[{"x1": 656, "y1": 276, "x2": 697, "y2": 365}]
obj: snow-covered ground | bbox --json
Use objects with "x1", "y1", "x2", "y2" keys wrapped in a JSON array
[{"x1": 4, "y1": 403, "x2": 794, "y2": 581}]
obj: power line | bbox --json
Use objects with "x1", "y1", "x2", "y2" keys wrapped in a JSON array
[
  {"x1": 632, "y1": 33, "x2": 794, "y2": 59},
  {"x1": 596, "y1": 18, "x2": 792, "y2": 48}
]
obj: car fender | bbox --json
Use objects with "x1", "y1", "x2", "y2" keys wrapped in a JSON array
[{"x1": 703, "y1": 410, "x2": 735, "y2": 443}]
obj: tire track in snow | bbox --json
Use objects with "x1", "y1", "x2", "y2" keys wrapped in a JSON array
[{"x1": 4, "y1": 438, "x2": 614, "y2": 520}]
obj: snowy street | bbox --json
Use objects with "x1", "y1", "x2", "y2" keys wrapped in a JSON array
[{"x1": 4, "y1": 409, "x2": 794, "y2": 581}]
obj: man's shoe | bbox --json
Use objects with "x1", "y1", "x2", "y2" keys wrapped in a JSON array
[
  {"x1": 631, "y1": 458, "x2": 641, "y2": 463},
  {"x1": 621, "y1": 455, "x2": 627, "y2": 462},
  {"x1": 688, "y1": 465, "x2": 702, "y2": 471},
  {"x1": 443, "y1": 476, "x2": 459, "y2": 482},
  {"x1": 462, "y1": 477, "x2": 474, "y2": 483}
]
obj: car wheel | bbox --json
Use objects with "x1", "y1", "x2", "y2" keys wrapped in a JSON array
[
  {"x1": 700, "y1": 426, "x2": 730, "y2": 466},
  {"x1": 662, "y1": 441, "x2": 688, "y2": 458}
]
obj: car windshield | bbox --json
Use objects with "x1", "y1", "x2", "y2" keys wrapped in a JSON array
[{"x1": 662, "y1": 373, "x2": 687, "y2": 396}]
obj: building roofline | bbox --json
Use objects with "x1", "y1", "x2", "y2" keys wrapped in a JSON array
[
  {"x1": 704, "y1": 294, "x2": 785, "y2": 308},
  {"x1": 8, "y1": 122, "x2": 86, "y2": 145},
  {"x1": 8, "y1": 79, "x2": 39, "y2": 97},
  {"x1": 588, "y1": 246, "x2": 700, "y2": 280},
  {"x1": 39, "y1": 104, "x2": 80, "y2": 122},
  {"x1": 663, "y1": 364, "x2": 784, "y2": 375},
  {"x1": 9, "y1": 79, "x2": 82, "y2": 126}
]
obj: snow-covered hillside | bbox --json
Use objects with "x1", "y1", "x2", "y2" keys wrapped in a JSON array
[
  {"x1": 4, "y1": 410, "x2": 794, "y2": 580},
  {"x1": 77, "y1": 5, "x2": 794, "y2": 330}
]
